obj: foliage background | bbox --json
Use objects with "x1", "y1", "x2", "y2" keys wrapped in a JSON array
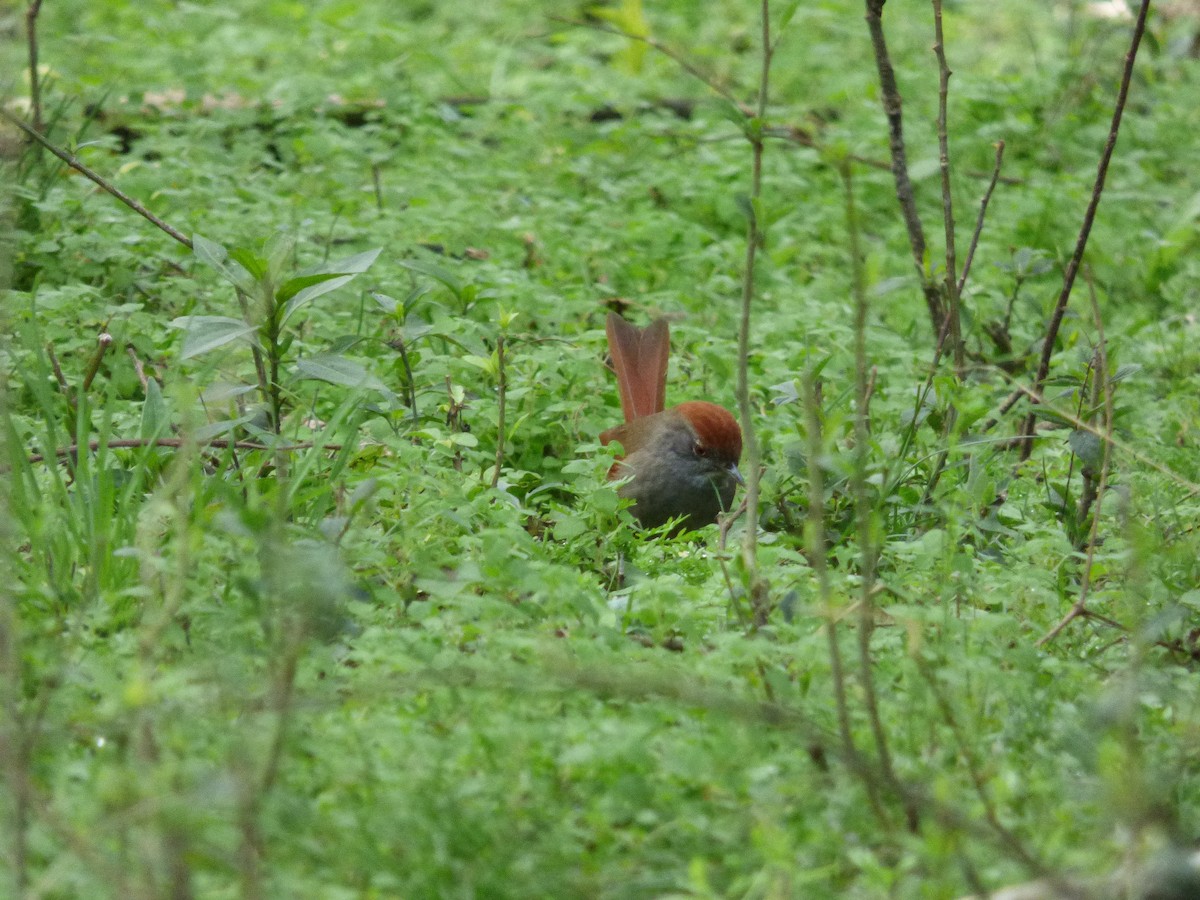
[{"x1": 2, "y1": 0, "x2": 1200, "y2": 897}]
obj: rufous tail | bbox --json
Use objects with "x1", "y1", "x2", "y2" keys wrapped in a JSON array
[{"x1": 606, "y1": 312, "x2": 669, "y2": 422}]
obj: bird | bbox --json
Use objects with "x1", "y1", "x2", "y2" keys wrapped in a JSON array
[{"x1": 600, "y1": 312, "x2": 744, "y2": 531}]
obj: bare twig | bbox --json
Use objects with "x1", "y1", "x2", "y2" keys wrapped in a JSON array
[
  {"x1": 914, "y1": 657, "x2": 1047, "y2": 873},
  {"x1": 1038, "y1": 271, "x2": 1114, "y2": 646},
  {"x1": 549, "y1": 16, "x2": 743, "y2": 110},
  {"x1": 957, "y1": 141, "x2": 1006, "y2": 296},
  {"x1": 26, "y1": 0, "x2": 45, "y2": 134},
  {"x1": 25, "y1": 436, "x2": 337, "y2": 465},
  {"x1": 1017, "y1": 0, "x2": 1150, "y2": 463},
  {"x1": 931, "y1": 0, "x2": 963, "y2": 373},
  {"x1": 735, "y1": 1, "x2": 773, "y2": 626},
  {"x1": 999, "y1": 375, "x2": 1200, "y2": 497},
  {"x1": 80, "y1": 331, "x2": 113, "y2": 393},
  {"x1": 844, "y1": 160, "x2": 915, "y2": 830},
  {"x1": 803, "y1": 369, "x2": 889, "y2": 823},
  {"x1": 0, "y1": 107, "x2": 193, "y2": 249},
  {"x1": 126, "y1": 345, "x2": 151, "y2": 393},
  {"x1": 44, "y1": 341, "x2": 69, "y2": 396},
  {"x1": 388, "y1": 335, "x2": 420, "y2": 424},
  {"x1": 864, "y1": 0, "x2": 943, "y2": 333},
  {"x1": 491, "y1": 333, "x2": 506, "y2": 489}
]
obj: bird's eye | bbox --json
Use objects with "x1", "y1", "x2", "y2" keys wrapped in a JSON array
[{"x1": 693, "y1": 443, "x2": 707, "y2": 457}]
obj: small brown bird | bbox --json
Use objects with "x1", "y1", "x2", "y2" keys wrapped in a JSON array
[{"x1": 600, "y1": 312, "x2": 743, "y2": 530}]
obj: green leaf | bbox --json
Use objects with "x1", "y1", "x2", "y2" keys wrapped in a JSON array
[
  {"x1": 777, "y1": 0, "x2": 801, "y2": 32},
  {"x1": 194, "y1": 414, "x2": 257, "y2": 442},
  {"x1": 1111, "y1": 363, "x2": 1142, "y2": 384},
  {"x1": 315, "y1": 247, "x2": 383, "y2": 277},
  {"x1": 265, "y1": 231, "x2": 296, "y2": 281},
  {"x1": 277, "y1": 272, "x2": 353, "y2": 304},
  {"x1": 280, "y1": 276, "x2": 355, "y2": 326},
  {"x1": 229, "y1": 247, "x2": 269, "y2": 281},
  {"x1": 294, "y1": 354, "x2": 392, "y2": 395},
  {"x1": 169, "y1": 316, "x2": 259, "y2": 359},
  {"x1": 371, "y1": 291, "x2": 399, "y2": 314},
  {"x1": 192, "y1": 234, "x2": 255, "y2": 293},
  {"x1": 1068, "y1": 429, "x2": 1104, "y2": 471},
  {"x1": 139, "y1": 379, "x2": 169, "y2": 440},
  {"x1": 1029, "y1": 406, "x2": 1073, "y2": 427},
  {"x1": 400, "y1": 257, "x2": 463, "y2": 300},
  {"x1": 279, "y1": 248, "x2": 381, "y2": 326}
]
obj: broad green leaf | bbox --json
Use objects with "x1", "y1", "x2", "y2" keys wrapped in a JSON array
[
  {"x1": 1068, "y1": 429, "x2": 1104, "y2": 470},
  {"x1": 1029, "y1": 406, "x2": 1073, "y2": 426},
  {"x1": 229, "y1": 247, "x2": 269, "y2": 281},
  {"x1": 279, "y1": 250, "x2": 380, "y2": 325},
  {"x1": 169, "y1": 315, "x2": 259, "y2": 359},
  {"x1": 193, "y1": 414, "x2": 256, "y2": 442},
  {"x1": 277, "y1": 272, "x2": 352, "y2": 304},
  {"x1": 777, "y1": 0, "x2": 801, "y2": 31},
  {"x1": 139, "y1": 378, "x2": 169, "y2": 439},
  {"x1": 294, "y1": 353, "x2": 392, "y2": 394},
  {"x1": 280, "y1": 275, "x2": 355, "y2": 326},
  {"x1": 1112, "y1": 363, "x2": 1142, "y2": 384},
  {"x1": 371, "y1": 291, "x2": 399, "y2": 314},
  {"x1": 313, "y1": 247, "x2": 382, "y2": 277},
  {"x1": 400, "y1": 257, "x2": 463, "y2": 299},
  {"x1": 192, "y1": 233, "x2": 255, "y2": 293},
  {"x1": 200, "y1": 382, "x2": 258, "y2": 404},
  {"x1": 265, "y1": 231, "x2": 296, "y2": 281}
]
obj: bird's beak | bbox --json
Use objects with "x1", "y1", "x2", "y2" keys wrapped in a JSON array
[{"x1": 728, "y1": 463, "x2": 745, "y2": 486}]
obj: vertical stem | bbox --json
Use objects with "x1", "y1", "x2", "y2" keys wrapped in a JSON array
[
  {"x1": 1019, "y1": 0, "x2": 1150, "y2": 462},
  {"x1": 931, "y1": 0, "x2": 963, "y2": 373},
  {"x1": 264, "y1": 288, "x2": 283, "y2": 438},
  {"x1": 844, "y1": 162, "x2": 917, "y2": 831},
  {"x1": 25, "y1": 0, "x2": 45, "y2": 135},
  {"x1": 736, "y1": 1, "x2": 771, "y2": 620},
  {"x1": 958, "y1": 141, "x2": 1006, "y2": 297},
  {"x1": 864, "y1": 0, "x2": 944, "y2": 334},
  {"x1": 0, "y1": 562, "x2": 30, "y2": 897},
  {"x1": 0, "y1": 108, "x2": 194, "y2": 249},
  {"x1": 803, "y1": 370, "x2": 887, "y2": 822},
  {"x1": 491, "y1": 333, "x2": 506, "y2": 489}
]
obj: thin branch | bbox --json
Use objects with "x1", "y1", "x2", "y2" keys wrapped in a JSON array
[
  {"x1": 736, "y1": 0, "x2": 772, "y2": 625},
  {"x1": 43, "y1": 341, "x2": 69, "y2": 396},
  {"x1": 0, "y1": 106, "x2": 193, "y2": 249},
  {"x1": 1038, "y1": 271, "x2": 1114, "y2": 647},
  {"x1": 957, "y1": 141, "x2": 1005, "y2": 296},
  {"x1": 999, "y1": 375, "x2": 1200, "y2": 496},
  {"x1": 549, "y1": 16, "x2": 744, "y2": 111},
  {"x1": 803, "y1": 369, "x2": 889, "y2": 823},
  {"x1": 25, "y1": 437, "x2": 338, "y2": 465},
  {"x1": 491, "y1": 333, "x2": 506, "y2": 489},
  {"x1": 844, "y1": 160, "x2": 916, "y2": 830},
  {"x1": 1017, "y1": 0, "x2": 1150, "y2": 463},
  {"x1": 864, "y1": 0, "x2": 943, "y2": 333},
  {"x1": 932, "y1": 0, "x2": 964, "y2": 373},
  {"x1": 80, "y1": 331, "x2": 113, "y2": 393},
  {"x1": 914, "y1": 656, "x2": 1044, "y2": 872},
  {"x1": 126, "y1": 345, "x2": 152, "y2": 393},
  {"x1": 26, "y1": 0, "x2": 45, "y2": 134}
]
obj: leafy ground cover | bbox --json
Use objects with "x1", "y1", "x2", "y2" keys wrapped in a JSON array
[{"x1": 2, "y1": 1, "x2": 1200, "y2": 897}]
